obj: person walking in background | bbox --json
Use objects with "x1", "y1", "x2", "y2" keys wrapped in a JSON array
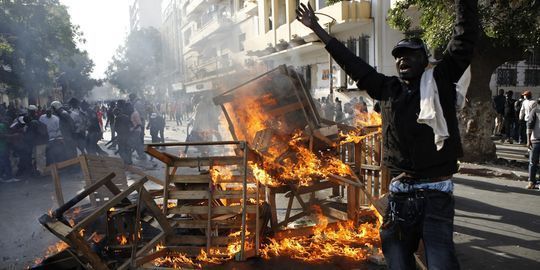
[
  {"x1": 0, "y1": 113, "x2": 18, "y2": 183},
  {"x1": 27, "y1": 106, "x2": 49, "y2": 176},
  {"x1": 51, "y1": 101, "x2": 77, "y2": 160},
  {"x1": 105, "y1": 101, "x2": 117, "y2": 150},
  {"x1": 39, "y1": 109, "x2": 64, "y2": 165},
  {"x1": 493, "y1": 89, "x2": 505, "y2": 136},
  {"x1": 518, "y1": 90, "x2": 537, "y2": 143},
  {"x1": 502, "y1": 91, "x2": 516, "y2": 143},
  {"x1": 68, "y1": 98, "x2": 87, "y2": 154}
]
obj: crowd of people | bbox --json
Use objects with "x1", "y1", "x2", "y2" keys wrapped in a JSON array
[
  {"x1": 314, "y1": 95, "x2": 372, "y2": 124},
  {"x1": 492, "y1": 89, "x2": 537, "y2": 144},
  {"x1": 0, "y1": 93, "x2": 200, "y2": 182}
]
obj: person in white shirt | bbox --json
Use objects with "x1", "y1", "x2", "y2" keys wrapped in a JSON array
[
  {"x1": 519, "y1": 91, "x2": 536, "y2": 124},
  {"x1": 39, "y1": 109, "x2": 64, "y2": 164}
]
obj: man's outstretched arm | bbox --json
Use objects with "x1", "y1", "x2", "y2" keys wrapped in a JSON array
[{"x1": 296, "y1": 3, "x2": 393, "y2": 100}]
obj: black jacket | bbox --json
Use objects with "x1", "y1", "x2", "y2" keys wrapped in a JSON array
[{"x1": 325, "y1": 0, "x2": 478, "y2": 179}]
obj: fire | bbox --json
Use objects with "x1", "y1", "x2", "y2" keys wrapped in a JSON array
[
  {"x1": 210, "y1": 167, "x2": 233, "y2": 183},
  {"x1": 34, "y1": 241, "x2": 69, "y2": 265},
  {"x1": 339, "y1": 129, "x2": 381, "y2": 145},
  {"x1": 354, "y1": 110, "x2": 382, "y2": 128},
  {"x1": 117, "y1": 235, "x2": 128, "y2": 245},
  {"x1": 260, "y1": 206, "x2": 381, "y2": 262}
]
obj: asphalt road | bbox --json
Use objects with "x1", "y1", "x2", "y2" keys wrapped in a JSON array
[{"x1": 0, "y1": 127, "x2": 538, "y2": 269}]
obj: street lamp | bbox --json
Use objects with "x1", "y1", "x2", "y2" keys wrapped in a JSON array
[{"x1": 315, "y1": 12, "x2": 337, "y2": 96}]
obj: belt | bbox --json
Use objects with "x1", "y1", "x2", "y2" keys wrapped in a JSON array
[{"x1": 395, "y1": 173, "x2": 453, "y2": 183}]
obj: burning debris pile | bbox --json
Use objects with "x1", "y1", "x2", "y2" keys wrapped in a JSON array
[{"x1": 35, "y1": 65, "x2": 387, "y2": 269}]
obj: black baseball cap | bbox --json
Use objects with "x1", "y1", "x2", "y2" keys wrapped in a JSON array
[{"x1": 391, "y1": 37, "x2": 430, "y2": 57}]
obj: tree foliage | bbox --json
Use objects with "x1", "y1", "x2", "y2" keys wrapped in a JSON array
[
  {"x1": 0, "y1": 0, "x2": 98, "y2": 101},
  {"x1": 106, "y1": 27, "x2": 162, "y2": 96},
  {"x1": 388, "y1": 0, "x2": 540, "y2": 58}
]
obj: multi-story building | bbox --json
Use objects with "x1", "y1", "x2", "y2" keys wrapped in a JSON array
[
  {"x1": 161, "y1": 0, "x2": 184, "y2": 96},
  {"x1": 179, "y1": 0, "x2": 259, "y2": 94},
  {"x1": 129, "y1": 0, "x2": 163, "y2": 32},
  {"x1": 490, "y1": 50, "x2": 540, "y2": 97},
  {"x1": 244, "y1": 0, "x2": 403, "y2": 101}
]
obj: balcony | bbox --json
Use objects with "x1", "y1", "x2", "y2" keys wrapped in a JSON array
[{"x1": 188, "y1": 13, "x2": 233, "y2": 48}]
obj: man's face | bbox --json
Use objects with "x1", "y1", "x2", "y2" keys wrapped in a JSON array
[{"x1": 394, "y1": 49, "x2": 428, "y2": 81}]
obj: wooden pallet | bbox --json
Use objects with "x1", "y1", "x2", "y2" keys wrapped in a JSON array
[{"x1": 145, "y1": 141, "x2": 262, "y2": 261}]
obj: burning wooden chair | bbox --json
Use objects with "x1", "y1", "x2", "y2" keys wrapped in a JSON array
[{"x1": 213, "y1": 65, "x2": 385, "y2": 231}]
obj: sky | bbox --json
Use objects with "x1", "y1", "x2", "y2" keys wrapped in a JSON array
[{"x1": 60, "y1": 0, "x2": 130, "y2": 79}]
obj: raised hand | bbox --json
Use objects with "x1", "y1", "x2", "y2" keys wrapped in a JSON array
[{"x1": 296, "y1": 2, "x2": 318, "y2": 29}]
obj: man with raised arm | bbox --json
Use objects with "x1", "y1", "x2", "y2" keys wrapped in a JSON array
[{"x1": 297, "y1": 0, "x2": 478, "y2": 269}]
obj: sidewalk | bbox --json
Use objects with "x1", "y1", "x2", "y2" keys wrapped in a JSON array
[{"x1": 453, "y1": 140, "x2": 540, "y2": 269}]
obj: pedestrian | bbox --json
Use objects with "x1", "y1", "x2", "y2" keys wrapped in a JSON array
[
  {"x1": 147, "y1": 112, "x2": 165, "y2": 144},
  {"x1": 514, "y1": 93, "x2": 526, "y2": 144},
  {"x1": 127, "y1": 102, "x2": 146, "y2": 161},
  {"x1": 493, "y1": 89, "x2": 505, "y2": 136},
  {"x1": 0, "y1": 114, "x2": 18, "y2": 183},
  {"x1": 83, "y1": 102, "x2": 107, "y2": 156},
  {"x1": 526, "y1": 97, "x2": 540, "y2": 190},
  {"x1": 51, "y1": 101, "x2": 77, "y2": 160},
  {"x1": 502, "y1": 91, "x2": 516, "y2": 143},
  {"x1": 105, "y1": 101, "x2": 117, "y2": 149},
  {"x1": 519, "y1": 90, "x2": 536, "y2": 129},
  {"x1": 114, "y1": 101, "x2": 132, "y2": 164},
  {"x1": 296, "y1": 0, "x2": 477, "y2": 268},
  {"x1": 27, "y1": 105, "x2": 49, "y2": 175},
  {"x1": 39, "y1": 109, "x2": 64, "y2": 165},
  {"x1": 9, "y1": 115, "x2": 33, "y2": 177},
  {"x1": 68, "y1": 98, "x2": 87, "y2": 154}
]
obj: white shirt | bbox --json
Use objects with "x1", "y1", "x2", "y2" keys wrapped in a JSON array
[
  {"x1": 520, "y1": 99, "x2": 536, "y2": 121},
  {"x1": 39, "y1": 114, "x2": 62, "y2": 140}
]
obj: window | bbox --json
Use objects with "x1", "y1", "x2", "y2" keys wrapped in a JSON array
[
  {"x1": 497, "y1": 68, "x2": 517, "y2": 86},
  {"x1": 525, "y1": 69, "x2": 540, "y2": 86}
]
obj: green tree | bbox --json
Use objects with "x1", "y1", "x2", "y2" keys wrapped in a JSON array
[
  {"x1": 0, "y1": 0, "x2": 97, "y2": 103},
  {"x1": 106, "y1": 27, "x2": 162, "y2": 97},
  {"x1": 57, "y1": 49, "x2": 101, "y2": 100},
  {"x1": 388, "y1": 0, "x2": 540, "y2": 161}
]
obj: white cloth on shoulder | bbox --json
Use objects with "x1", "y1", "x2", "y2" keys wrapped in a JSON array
[{"x1": 417, "y1": 66, "x2": 471, "y2": 151}]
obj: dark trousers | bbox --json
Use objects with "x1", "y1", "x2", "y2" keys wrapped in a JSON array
[
  {"x1": 0, "y1": 150, "x2": 13, "y2": 179},
  {"x1": 381, "y1": 190, "x2": 460, "y2": 270},
  {"x1": 158, "y1": 128, "x2": 165, "y2": 143},
  {"x1": 117, "y1": 135, "x2": 132, "y2": 165},
  {"x1": 528, "y1": 142, "x2": 540, "y2": 185},
  {"x1": 503, "y1": 117, "x2": 515, "y2": 141},
  {"x1": 46, "y1": 139, "x2": 66, "y2": 165}
]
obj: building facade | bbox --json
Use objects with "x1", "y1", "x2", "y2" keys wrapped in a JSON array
[
  {"x1": 161, "y1": 0, "x2": 184, "y2": 96},
  {"x1": 179, "y1": 0, "x2": 260, "y2": 94},
  {"x1": 490, "y1": 51, "x2": 540, "y2": 97},
  {"x1": 129, "y1": 0, "x2": 163, "y2": 32}
]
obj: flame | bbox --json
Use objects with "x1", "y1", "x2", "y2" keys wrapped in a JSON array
[
  {"x1": 34, "y1": 241, "x2": 69, "y2": 265},
  {"x1": 339, "y1": 129, "x2": 381, "y2": 145},
  {"x1": 354, "y1": 110, "x2": 382, "y2": 128},
  {"x1": 210, "y1": 167, "x2": 233, "y2": 183},
  {"x1": 117, "y1": 235, "x2": 128, "y2": 245},
  {"x1": 260, "y1": 206, "x2": 381, "y2": 262}
]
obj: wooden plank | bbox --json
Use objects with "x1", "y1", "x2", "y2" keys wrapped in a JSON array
[
  {"x1": 267, "y1": 189, "x2": 278, "y2": 231},
  {"x1": 167, "y1": 246, "x2": 232, "y2": 257},
  {"x1": 171, "y1": 174, "x2": 211, "y2": 183},
  {"x1": 125, "y1": 165, "x2": 165, "y2": 186},
  {"x1": 72, "y1": 177, "x2": 147, "y2": 232},
  {"x1": 145, "y1": 145, "x2": 173, "y2": 165},
  {"x1": 66, "y1": 231, "x2": 109, "y2": 270},
  {"x1": 360, "y1": 164, "x2": 382, "y2": 171},
  {"x1": 172, "y1": 219, "x2": 247, "y2": 229},
  {"x1": 166, "y1": 235, "x2": 235, "y2": 246},
  {"x1": 52, "y1": 156, "x2": 82, "y2": 170},
  {"x1": 285, "y1": 181, "x2": 338, "y2": 197},
  {"x1": 163, "y1": 165, "x2": 170, "y2": 215},
  {"x1": 266, "y1": 102, "x2": 304, "y2": 117},
  {"x1": 169, "y1": 205, "x2": 257, "y2": 215},
  {"x1": 172, "y1": 156, "x2": 243, "y2": 167},
  {"x1": 140, "y1": 189, "x2": 174, "y2": 234},
  {"x1": 51, "y1": 164, "x2": 64, "y2": 206},
  {"x1": 169, "y1": 190, "x2": 257, "y2": 200},
  {"x1": 319, "y1": 203, "x2": 348, "y2": 221}
]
